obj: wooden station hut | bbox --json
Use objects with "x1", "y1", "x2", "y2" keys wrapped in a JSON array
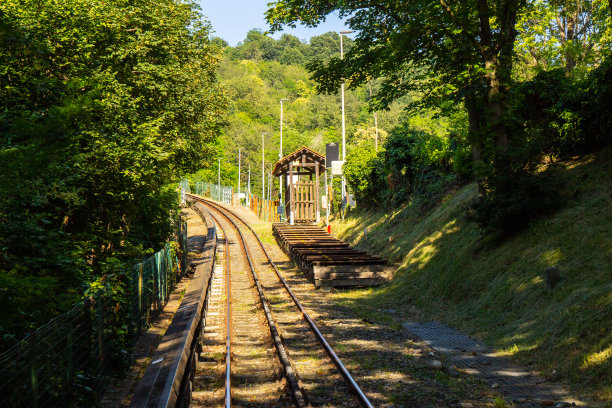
[{"x1": 272, "y1": 146, "x2": 325, "y2": 225}]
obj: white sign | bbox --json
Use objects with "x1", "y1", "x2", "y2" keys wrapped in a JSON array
[
  {"x1": 237, "y1": 193, "x2": 246, "y2": 199},
  {"x1": 321, "y1": 195, "x2": 327, "y2": 209},
  {"x1": 286, "y1": 174, "x2": 299, "y2": 185},
  {"x1": 331, "y1": 160, "x2": 344, "y2": 176}
]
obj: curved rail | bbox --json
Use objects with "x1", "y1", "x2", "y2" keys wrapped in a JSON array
[
  {"x1": 188, "y1": 194, "x2": 374, "y2": 408},
  {"x1": 205, "y1": 207, "x2": 307, "y2": 408},
  {"x1": 129, "y1": 202, "x2": 217, "y2": 408},
  {"x1": 219, "y1": 215, "x2": 232, "y2": 408}
]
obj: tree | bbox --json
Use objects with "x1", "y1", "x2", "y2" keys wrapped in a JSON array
[
  {"x1": 266, "y1": 0, "x2": 526, "y2": 180},
  {"x1": 514, "y1": 0, "x2": 612, "y2": 76},
  {"x1": 0, "y1": 0, "x2": 226, "y2": 346}
]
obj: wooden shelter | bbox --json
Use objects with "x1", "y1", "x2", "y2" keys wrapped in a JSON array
[{"x1": 272, "y1": 146, "x2": 325, "y2": 225}]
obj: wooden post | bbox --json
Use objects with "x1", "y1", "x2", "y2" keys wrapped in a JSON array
[
  {"x1": 315, "y1": 162, "x2": 320, "y2": 223},
  {"x1": 289, "y1": 163, "x2": 294, "y2": 225}
]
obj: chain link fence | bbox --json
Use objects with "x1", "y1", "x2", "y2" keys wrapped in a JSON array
[{"x1": 0, "y1": 222, "x2": 187, "y2": 407}]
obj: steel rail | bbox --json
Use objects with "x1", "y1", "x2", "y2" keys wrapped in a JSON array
[
  {"x1": 203, "y1": 208, "x2": 233, "y2": 407},
  {"x1": 206, "y1": 207, "x2": 306, "y2": 408},
  {"x1": 189, "y1": 195, "x2": 374, "y2": 408},
  {"x1": 221, "y1": 216, "x2": 232, "y2": 408}
]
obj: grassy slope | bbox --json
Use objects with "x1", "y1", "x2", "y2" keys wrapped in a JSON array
[{"x1": 331, "y1": 151, "x2": 612, "y2": 403}]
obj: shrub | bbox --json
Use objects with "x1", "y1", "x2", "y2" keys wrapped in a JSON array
[
  {"x1": 343, "y1": 143, "x2": 387, "y2": 208},
  {"x1": 384, "y1": 125, "x2": 455, "y2": 205},
  {"x1": 468, "y1": 168, "x2": 561, "y2": 235},
  {"x1": 582, "y1": 55, "x2": 612, "y2": 150}
]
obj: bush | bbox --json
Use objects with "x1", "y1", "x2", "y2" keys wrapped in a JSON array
[
  {"x1": 384, "y1": 125, "x2": 455, "y2": 206},
  {"x1": 582, "y1": 55, "x2": 612, "y2": 150},
  {"x1": 343, "y1": 143, "x2": 387, "y2": 208},
  {"x1": 468, "y1": 169, "x2": 561, "y2": 235},
  {"x1": 512, "y1": 68, "x2": 584, "y2": 160}
]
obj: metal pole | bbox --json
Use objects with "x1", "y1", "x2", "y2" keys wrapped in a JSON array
[
  {"x1": 325, "y1": 169, "x2": 329, "y2": 229},
  {"x1": 238, "y1": 148, "x2": 241, "y2": 206},
  {"x1": 268, "y1": 167, "x2": 272, "y2": 203},
  {"x1": 262, "y1": 133, "x2": 265, "y2": 201},
  {"x1": 248, "y1": 164, "x2": 251, "y2": 207},
  {"x1": 279, "y1": 98, "x2": 288, "y2": 207},
  {"x1": 339, "y1": 31, "x2": 353, "y2": 218},
  {"x1": 369, "y1": 82, "x2": 379, "y2": 152},
  {"x1": 218, "y1": 157, "x2": 221, "y2": 201},
  {"x1": 341, "y1": 34, "x2": 346, "y2": 165}
]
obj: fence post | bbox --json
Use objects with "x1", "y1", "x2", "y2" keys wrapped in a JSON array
[
  {"x1": 30, "y1": 339, "x2": 39, "y2": 408},
  {"x1": 138, "y1": 264, "x2": 143, "y2": 322},
  {"x1": 66, "y1": 316, "x2": 73, "y2": 396},
  {"x1": 96, "y1": 295, "x2": 104, "y2": 366}
]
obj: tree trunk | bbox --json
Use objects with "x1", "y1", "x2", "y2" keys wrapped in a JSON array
[
  {"x1": 485, "y1": 57, "x2": 509, "y2": 152},
  {"x1": 465, "y1": 90, "x2": 483, "y2": 164},
  {"x1": 464, "y1": 86, "x2": 487, "y2": 193},
  {"x1": 565, "y1": 13, "x2": 576, "y2": 71}
]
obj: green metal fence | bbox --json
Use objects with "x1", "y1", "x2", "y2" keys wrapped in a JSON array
[
  {"x1": 193, "y1": 181, "x2": 233, "y2": 204},
  {"x1": 0, "y1": 222, "x2": 188, "y2": 407},
  {"x1": 129, "y1": 240, "x2": 184, "y2": 338}
]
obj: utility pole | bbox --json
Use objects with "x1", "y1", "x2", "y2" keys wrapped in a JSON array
[
  {"x1": 369, "y1": 82, "x2": 379, "y2": 151},
  {"x1": 261, "y1": 132, "x2": 266, "y2": 201},
  {"x1": 218, "y1": 157, "x2": 221, "y2": 202},
  {"x1": 339, "y1": 30, "x2": 353, "y2": 220},
  {"x1": 280, "y1": 98, "x2": 288, "y2": 205},
  {"x1": 238, "y1": 148, "x2": 241, "y2": 206}
]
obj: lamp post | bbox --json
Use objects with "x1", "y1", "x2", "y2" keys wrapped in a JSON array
[
  {"x1": 261, "y1": 132, "x2": 266, "y2": 201},
  {"x1": 279, "y1": 98, "x2": 289, "y2": 205},
  {"x1": 218, "y1": 157, "x2": 221, "y2": 202},
  {"x1": 340, "y1": 30, "x2": 354, "y2": 217},
  {"x1": 238, "y1": 148, "x2": 242, "y2": 206},
  {"x1": 369, "y1": 82, "x2": 379, "y2": 151}
]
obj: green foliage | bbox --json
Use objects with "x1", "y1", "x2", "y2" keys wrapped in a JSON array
[
  {"x1": 468, "y1": 169, "x2": 562, "y2": 235},
  {"x1": 343, "y1": 143, "x2": 386, "y2": 207},
  {"x1": 0, "y1": 0, "x2": 226, "y2": 349},
  {"x1": 344, "y1": 115, "x2": 465, "y2": 212},
  {"x1": 581, "y1": 54, "x2": 612, "y2": 148},
  {"x1": 514, "y1": 0, "x2": 612, "y2": 77},
  {"x1": 385, "y1": 126, "x2": 456, "y2": 206},
  {"x1": 512, "y1": 68, "x2": 586, "y2": 160},
  {"x1": 210, "y1": 33, "x2": 399, "y2": 196}
]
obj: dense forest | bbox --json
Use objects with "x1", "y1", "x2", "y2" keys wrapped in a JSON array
[{"x1": 0, "y1": 0, "x2": 226, "y2": 349}]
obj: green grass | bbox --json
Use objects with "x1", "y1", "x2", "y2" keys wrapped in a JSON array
[{"x1": 331, "y1": 150, "x2": 612, "y2": 403}]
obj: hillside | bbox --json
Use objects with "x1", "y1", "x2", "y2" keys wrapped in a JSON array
[{"x1": 330, "y1": 150, "x2": 612, "y2": 403}]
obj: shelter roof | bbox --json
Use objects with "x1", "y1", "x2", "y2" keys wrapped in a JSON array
[{"x1": 272, "y1": 146, "x2": 326, "y2": 176}]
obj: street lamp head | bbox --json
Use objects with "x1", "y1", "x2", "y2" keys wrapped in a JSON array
[
  {"x1": 280, "y1": 98, "x2": 289, "y2": 102},
  {"x1": 340, "y1": 30, "x2": 354, "y2": 34}
]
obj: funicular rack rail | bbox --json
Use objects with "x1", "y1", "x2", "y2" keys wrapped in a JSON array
[{"x1": 272, "y1": 224, "x2": 394, "y2": 288}]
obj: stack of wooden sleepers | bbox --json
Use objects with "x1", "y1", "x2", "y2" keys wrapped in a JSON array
[{"x1": 272, "y1": 223, "x2": 395, "y2": 288}]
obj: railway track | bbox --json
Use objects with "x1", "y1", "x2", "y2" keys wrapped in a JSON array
[{"x1": 189, "y1": 195, "x2": 373, "y2": 408}]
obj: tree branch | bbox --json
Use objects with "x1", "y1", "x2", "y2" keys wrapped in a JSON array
[{"x1": 438, "y1": 0, "x2": 484, "y2": 54}]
